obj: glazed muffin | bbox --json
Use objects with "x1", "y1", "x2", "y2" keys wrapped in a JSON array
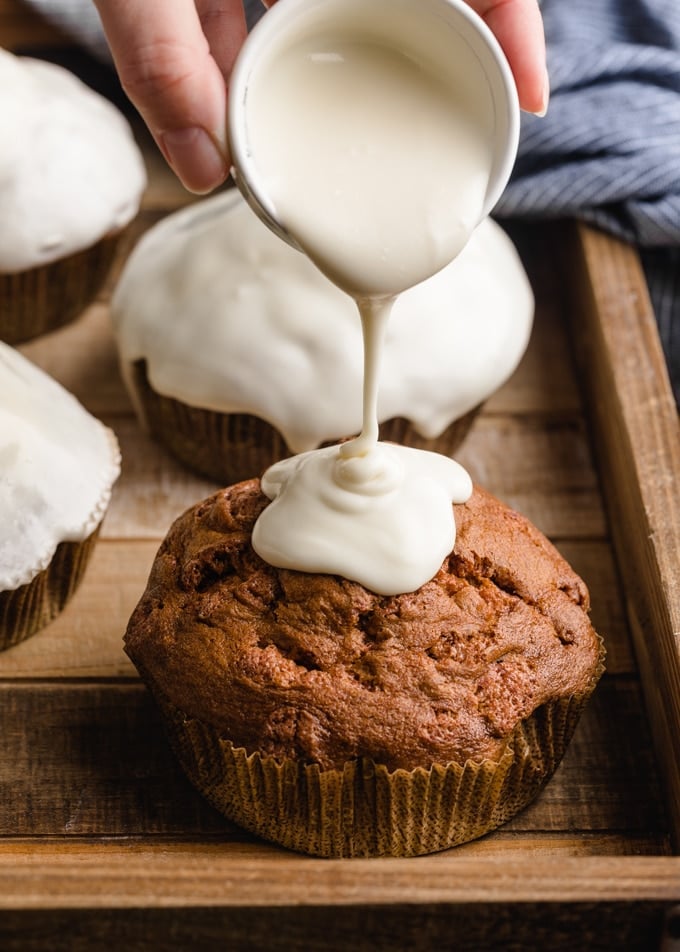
[
  {"x1": 0, "y1": 343, "x2": 121, "y2": 649},
  {"x1": 124, "y1": 479, "x2": 604, "y2": 857},
  {"x1": 0, "y1": 49, "x2": 146, "y2": 344},
  {"x1": 111, "y1": 190, "x2": 533, "y2": 483}
]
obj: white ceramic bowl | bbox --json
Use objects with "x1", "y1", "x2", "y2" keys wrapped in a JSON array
[{"x1": 228, "y1": 0, "x2": 519, "y2": 249}]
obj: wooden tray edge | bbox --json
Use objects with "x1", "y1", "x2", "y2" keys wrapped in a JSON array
[
  {"x1": 1, "y1": 843, "x2": 679, "y2": 907},
  {"x1": 568, "y1": 222, "x2": 680, "y2": 847}
]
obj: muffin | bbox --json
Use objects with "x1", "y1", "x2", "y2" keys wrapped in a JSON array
[
  {"x1": 124, "y1": 478, "x2": 604, "y2": 857},
  {"x1": 0, "y1": 342, "x2": 121, "y2": 649},
  {"x1": 0, "y1": 49, "x2": 146, "y2": 344},
  {"x1": 111, "y1": 190, "x2": 533, "y2": 483}
]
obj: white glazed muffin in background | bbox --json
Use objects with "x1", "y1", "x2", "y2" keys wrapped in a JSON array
[
  {"x1": 0, "y1": 48, "x2": 147, "y2": 345},
  {"x1": 110, "y1": 190, "x2": 534, "y2": 483},
  {"x1": 0, "y1": 342, "x2": 121, "y2": 649}
]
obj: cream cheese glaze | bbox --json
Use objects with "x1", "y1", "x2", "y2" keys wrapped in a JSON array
[
  {"x1": 111, "y1": 190, "x2": 533, "y2": 453},
  {"x1": 0, "y1": 49, "x2": 146, "y2": 273},
  {"x1": 253, "y1": 444, "x2": 472, "y2": 595},
  {"x1": 239, "y1": 26, "x2": 518, "y2": 592},
  {"x1": 0, "y1": 343, "x2": 121, "y2": 590}
]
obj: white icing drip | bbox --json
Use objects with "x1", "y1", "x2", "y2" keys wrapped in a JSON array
[
  {"x1": 111, "y1": 190, "x2": 533, "y2": 452},
  {"x1": 0, "y1": 50, "x2": 146, "y2": 273},
  {"x1": 0, "y1": 343, "x2": 121, "y2": 590},
  {"x1": 340, "y1": 295, "x2": 392, "y2": 458},
  {"x1": 253, "y1": 444, "x2": 472, "y2": 595}
]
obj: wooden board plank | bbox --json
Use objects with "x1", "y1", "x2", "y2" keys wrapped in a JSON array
[
  {"x1": 0, "y1": 897, "x2": 673, "y2": 952},
  {"x1": 457, "y1": 415, "x2": 606, "y2": 538},
  {"x1": 568, "y1": 223, "x2": 680, "y2": 848},
  {"x1": 0, "y1": 830, "x2": 669, "y2": 857},
  {"x1": 0, "y1": 841, "x2": 678, "y2": 907},
  {"x1": 0, "y1": 679, "x2": 664, "y2": 840},
  {"x1": 485, "y1": 223, "x2": 582, "y2": 416}
]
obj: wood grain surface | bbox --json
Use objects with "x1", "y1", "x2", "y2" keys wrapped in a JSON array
[
  {"x1": 568, "y1": 224, "x2": 680, "y2": 851},
  {"x1": 2, "y1": 4, "x2": 680, "y2": 949}
]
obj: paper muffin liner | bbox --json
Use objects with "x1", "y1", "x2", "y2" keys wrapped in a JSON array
[
  {"x1": 131, "y1": 359, "x2": 289, "y2": 483},
  {"x1": 0, "y1": 527, "x2": 100, "y2": 650},
  {"x1": 150, "y1": 680, "x2": 597, "y2": 858},
  {"x1": 131, "y1": 359, "x2": 480, "y2": 484},
  {"x1": 0, "y1": 233, "x2": 122, "y2": 345}
]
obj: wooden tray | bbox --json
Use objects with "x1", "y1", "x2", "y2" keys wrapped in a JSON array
[{"x1": 2, "y1": 10, "x2": 680, "y2": 949}]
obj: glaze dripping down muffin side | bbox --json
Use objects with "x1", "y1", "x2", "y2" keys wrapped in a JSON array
[{"x1": 110, "y1": 191, "x2": 533, "y2": 483}]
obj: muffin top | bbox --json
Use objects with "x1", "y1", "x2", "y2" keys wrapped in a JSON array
[
  {"x1": 0, "y1": 343, "x2": 121, "y2": 591},
  {"x1": 125, "y1": 479, "x2": 603, "y2": 772},
  {"x1": 111, "y1": 190, "x2": 533, "y2": 452},
  {"x1": 0, "y1": 49, "x2": 146, "y2": 273}
]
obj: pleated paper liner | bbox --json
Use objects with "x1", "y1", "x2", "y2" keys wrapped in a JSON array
[
  {"x1": 151, "y1": 674, "x2": 601, "y2": 858},
  {"x1": 130, "y1": 358, "x2": 480, "y2": 484},
  {"x1": 0, "y1": 232, "x2": 122, "y2": 345},
  {"x1": 0, "y1": 527, "x2": 100, "y2": 650}
]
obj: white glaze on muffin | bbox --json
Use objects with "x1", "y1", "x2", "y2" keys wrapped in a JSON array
[
  {"x1": 0, "y1": 49, "x2": 146, "y2": 273},
  {"x1": 0, "y1": 343, "x2": 121, "y2": 590},
  {"x1": 111, "y1": 190, "x2": 533, "y2": 453}
]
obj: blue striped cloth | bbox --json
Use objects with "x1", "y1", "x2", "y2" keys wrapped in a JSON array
[{"x1": 496, "y1": 0, "x2": 680, "y2": 403}]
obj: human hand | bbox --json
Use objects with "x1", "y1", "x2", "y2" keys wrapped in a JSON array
[
  {"x1": 93, "y1": 0, "x2": 270, "y2": 194},
  {"x1": 94, "y1": 0, "x2": 546, "y2": 196},
  {"x1": 469, "y1": 0, "x2": 548, "y2": 116}
]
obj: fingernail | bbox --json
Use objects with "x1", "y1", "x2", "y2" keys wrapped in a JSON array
[
  {"x1": 160, "y1": 127, "x2": 228, "y2": 194},
  {"x1": 535, "y1": 71, "x2": 550, "y2": 117}
]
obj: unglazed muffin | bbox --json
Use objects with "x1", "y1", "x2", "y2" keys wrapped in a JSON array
[
  {"x1": 0, "y1": 343, "x2": 121, "y2": 648},
  {"x1": 0, "y1": 49, "x2": 146, "y2": 344},
  {"x1": 111, "y1": 190, "x2": 533, "y2": 483},
  {"x1": 125, "y1": 479, "x2": 604, "y2": 857}
]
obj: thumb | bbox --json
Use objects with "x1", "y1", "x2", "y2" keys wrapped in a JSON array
[{"x1": 94, "y1": 0, "x2": 241, "y2": 193}]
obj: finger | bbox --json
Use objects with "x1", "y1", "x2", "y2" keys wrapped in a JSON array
[
  {"x1": 94, "y1": 0, "x2": 232, "y2": 193},
  {"x1": 466, "y1": 0, "x2": 548, "y2": 114},
  {"x1": 196, "y1": 0, "x2": 247, "y2": 81}
]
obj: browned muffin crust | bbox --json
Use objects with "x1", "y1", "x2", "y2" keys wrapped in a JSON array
[{"x1": 125, "y1": 481, "x2": 604, "y2": 772}]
